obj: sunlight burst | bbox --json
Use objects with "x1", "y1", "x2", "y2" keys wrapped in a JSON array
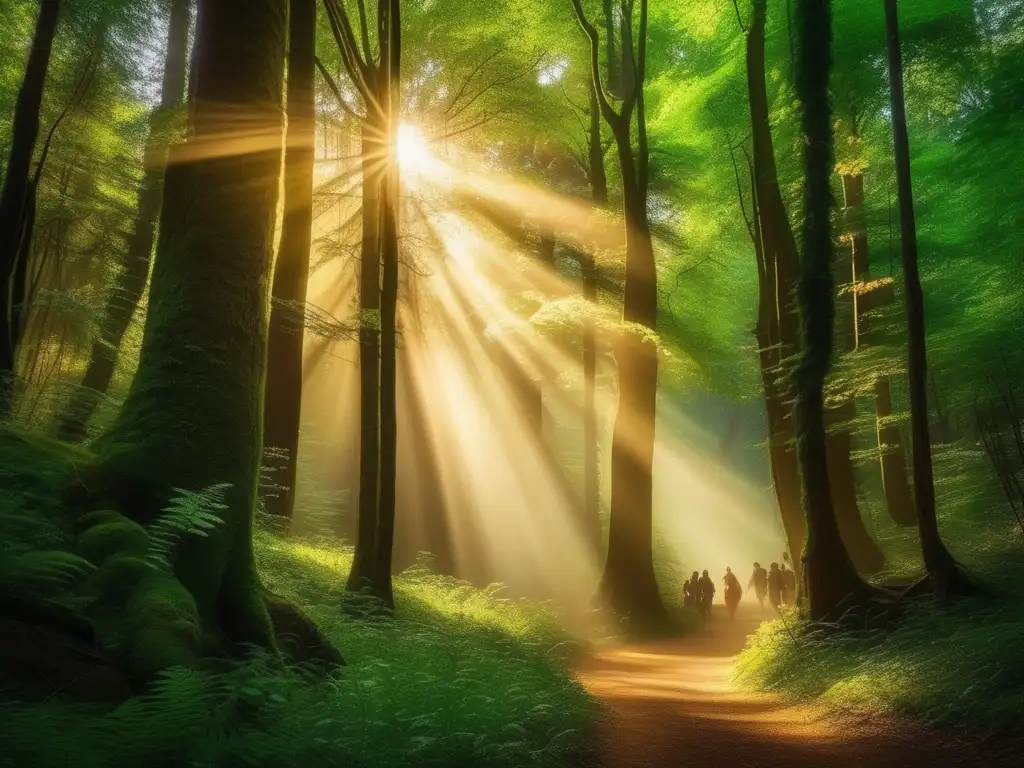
[{"x1": 398, "y1": 122, "x2": 431, "y2": 174}]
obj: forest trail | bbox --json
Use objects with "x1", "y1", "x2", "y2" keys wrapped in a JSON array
[{"x1": 576, "y1": 601, "x2": 1015, "y2": 767}]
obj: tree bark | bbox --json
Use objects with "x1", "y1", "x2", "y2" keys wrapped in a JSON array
[
  {"x1": 81, "y1": 0, "x2": 331, "y2": 678},
  {"x1": 0, "y1": 0, "x2": 62, "y2": 416},
  {"x1": 346, "y1": 116, "x2": 383, "y2": 593},
  {"x1": 745, "y1": 0, "x2": 805, "y2": 588},
  {"x1": 369, "y1": 0, "x2": 400, "y2": 608},
  {"x1": 841, "y1": 169, "x2": 917, "y2": 527},
  {"x1": 57, "y1": 0, "x2": 191, "y2": 441},
  {"x1": 580, "y1": 78, "x2": 606, "y2": 558},
  {"x1": 794, "y1": 0, "x2": 872, "y2": 620},
  {"x1": 261, "y1": 0, "x2": 317, "y2": 518},
  {"x1": 883, "y1": 0, "x2": 968, "y2": 596}
]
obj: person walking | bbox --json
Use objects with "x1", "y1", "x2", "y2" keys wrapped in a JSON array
[
  {"x1": 767, "y1": 562, "x2": 783, "y2": 611},
  {"x1": 779, "y1": 562, "x2": 796, "y2": 606},
  {"x1": 723, "y1": 567, "x2": 742, "y2": 619},
  {"x1": 697, "y1": 569, "x2": 715, "y2": 618},
  {"x1": 683, "y1": 571, "x2": 700, "y2": 611},
  {"x1": 748, "y1": 562, "x2": 768, "y2": 611}
]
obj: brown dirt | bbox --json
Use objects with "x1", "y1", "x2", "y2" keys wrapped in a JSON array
[{"x1": 576, "y1": 601, "x2": 1019, "y2": 767}]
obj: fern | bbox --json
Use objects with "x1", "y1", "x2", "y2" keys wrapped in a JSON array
[
  {"x1": 0, "y1": 549, "x2": 94, "y2": 597},
  {"x1": 147, "y1": 484, "x2": 229, "y2": 571}
]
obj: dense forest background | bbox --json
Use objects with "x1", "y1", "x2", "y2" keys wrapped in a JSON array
[{"x1": 1, "y1": 0, "x2": 1022, "y2": 764}]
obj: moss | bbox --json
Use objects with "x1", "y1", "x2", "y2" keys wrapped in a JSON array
[
  {"x1": 72, "y1": 509, "x2": 127, "y2": 535},
  {"x1": 76, "y1": 518, "x2": 150, "y2": 566},
  {"x1": 82, "y1": 555, "x2": 157, "y2": 604},
  {"x1": 123, "y1": 572, "x2": 202, "y2": 680}
]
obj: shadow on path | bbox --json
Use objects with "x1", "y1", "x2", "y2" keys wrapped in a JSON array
[{"x1": 577, "y1": 601, "x2": 1017, "y2": 767}]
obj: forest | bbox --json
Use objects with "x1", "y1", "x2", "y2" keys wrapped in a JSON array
[{"x1": 0, "y1": 0, "x2": 1022, "y2": 765}]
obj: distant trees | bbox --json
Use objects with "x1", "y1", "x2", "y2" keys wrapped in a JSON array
[
  {"x1": 0, "y1": 0, "x2": 62, "y2": 416},
  {"x1": 57, "y1": 0, "x2": 191, "y2": 440},
  {"x1": 571, "y1": 0, "x2": 668, "y2": 630}
]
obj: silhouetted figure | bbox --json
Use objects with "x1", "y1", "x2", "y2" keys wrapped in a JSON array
[
  {"x1": 779, "y1": 562, "x2": 796, "y2": 606},
  {"x1": 683, "y1": 571, "x2": 700, "y2": 611},
  {"x1": 767, "y1": 562, "x2": 783, "y2": 610},
  {"x1": 697, "y1": 570, "x2": 715, "y2": 618},
  {"x1": 723, "y1": 567, "x2": 742, "y2": 618},
  {"x1": 748, "y1": 562, "x2": 768, "y2": 610}
]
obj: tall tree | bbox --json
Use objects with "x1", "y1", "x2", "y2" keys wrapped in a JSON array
[
  {"x1": 56, "y1": 0, "x2": 191, "y2": 440},
  {"x1": 883, "y1": 0, "x2": 968, "y2": 597},
  {"x1": 0, "y1": 0, "x2": 62, "y2": 416},
  {"x1": 571, "y1": 0, "x2": 668, "y2": 630},
  {"x1": 78, "y1": 0, "x2": 339, "y2": 676},
  {"x1": 793, "y1": 0, "x2": 874, "y2": 619},
  {"x1": 261, "y1": 0, "x2": 317, "y2": 518},
  {"x1": 372, "y1": 0, "x2": 401, "y2": 609},
  {"x1": 743, "y1": 0, "x2": 805, "y2": 586},
  {"x1": 322, "y1": 0, "x2": 401, "y2": 606}
]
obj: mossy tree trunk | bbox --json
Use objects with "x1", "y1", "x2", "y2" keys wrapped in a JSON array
[
  {"x1": 262, "y1": 0, "x2": 317, "y2": 519},
  {"x1": 573, "y1": 0, "x2": 668, "y2": 631},
  {"x1": 82, "y1": 0, "x2": 303, "y2": 676},
  {"x1": 883, "y1": 0, "x2": 969, "y2": 597},
  {"x1": 0, "y1": 0, "x2": 62, "y2": 417},
  {"x1": 57, "y1": 0, "x2": 191, "y2": 441},
  {"x1": 794, "y1": 0, "x2": 874, "y2": 620},
  {"x1": 745, "y1": 0, "x2": 804, "y2": 590}
]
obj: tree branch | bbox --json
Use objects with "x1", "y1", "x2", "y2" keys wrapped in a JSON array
[
  {"x1": 315, "y1": 56, "x2": 366, "y2": 120},
  {"x1": 569, "y1": 0, "x2": 623, "y2": 129}
]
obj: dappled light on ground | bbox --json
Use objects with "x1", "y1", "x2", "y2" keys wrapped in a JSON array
[{"x1": 578, "y1": 603, "x2": 1019, "y2": 767}]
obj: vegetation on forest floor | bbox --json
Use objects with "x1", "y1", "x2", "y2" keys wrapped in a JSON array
[
  {"x1": 0, "y1": 427, "x2": 597, "y2": 768},
  {"x1": 736, "y1": 440, "x2": 1024, "y2": 740}
]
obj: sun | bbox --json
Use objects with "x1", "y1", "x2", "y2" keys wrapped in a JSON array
[{"x1": 397, "y1": 122, "x2": 431, "y2": 172}]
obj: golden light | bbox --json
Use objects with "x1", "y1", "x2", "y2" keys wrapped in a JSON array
[{"x1": 397, "y1": 122, "x2": 431, "y2": 173}]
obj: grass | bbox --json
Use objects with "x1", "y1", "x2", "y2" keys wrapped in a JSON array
[
  {"x1": 0, "y1": 425, "x2": 599, "y2": 768},
  {"x1": 735, "y1": 440, "x2": 1024, "y2": 740}
]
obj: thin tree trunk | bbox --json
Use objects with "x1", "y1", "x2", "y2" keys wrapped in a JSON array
[
  {"x1": 346, "y1": 116, "x2": 383, "y2": 593},
  {"x1": 261, "y1": 0, "x2": 316, "y2": 518},
  {"x1": 0, "y1": 0, "x2": 62, "y2": 416},
  {"x1": 794, "y1": 0, "x2": 872, "y2": 620},
  {"x1": 841, "y1": 168, "x2": 916, "y2": 527},
  {"x1": 580, "y1": 78, "x2": 606, "y2": 557},
  {"x1": 745, "y1": 0, "x2": 805, "y2": 588},
  {"x1": 371, "y1": 0, "x2": 401, "y2": 608},
  {"x1": 56, "y1": 0, "x2": 190, "y2": 440},
  {"x1": 883, "y1": 0, "x2": 968, "y2": 596}
]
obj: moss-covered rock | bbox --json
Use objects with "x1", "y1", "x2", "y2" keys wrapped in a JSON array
[
  {"x1": 122, "y1": 572, "x2": 203, "y2": 680},
  {"x1": 76, "y1": 516, "x2": 150, "y2": 566}
]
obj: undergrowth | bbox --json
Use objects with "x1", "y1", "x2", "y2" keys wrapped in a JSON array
[
  {"x1": 736, "y1": 439, "x2": 1024, "y2": 740},
  {"x1": 0, "y1": 427, "x2": 598, "y2": 768}
]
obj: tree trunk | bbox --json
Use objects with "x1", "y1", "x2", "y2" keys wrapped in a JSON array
[
  {"x1": 599, "y1": 124, "x2": 666, "y2": 629},
  {"x1": 261, "y1": 0, "x2": 316, "y2": 518},
  {"x1": 56, "y1": 0, "x2": 190, "y2": 440},
  {"x1": 826, "y1": 406, "x2": 885, "y2": 573},
  {"x1": 0, "y1": 0, "x2": 62, "y2": 416},
  {"x1": 602, "y1": 0, "x2": 619, "y2": 96},
  {"x1": 80, "y1": 0, "x2": 338, "y2": 679},
  {"x1": 745, "y1": 0, "x2": 805, "y2": 587},
  {"x1": 346, "y1": 116, "x2": 383, "y2": 593},
  {"x1": 580, "y1": 78, "x2": 606, "y2": 557},
  {"x1": 369, "y1": 0, "x2": 400, "y2": 608},
  {"x1": 841, "y1": 169, "x2": 917, "y2": 527},
  {"x1": 883, "y1": 0, "x2": 968, "y2": 596},
  {"x1": 794, "y1": 0, "x2": 872, "y2": 620}
]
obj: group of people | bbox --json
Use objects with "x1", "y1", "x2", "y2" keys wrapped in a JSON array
[
  {"x1": 746, "y1": 557, "x2": 798, "y2": 613},
  {"x1": 683, "y1": 553, "x2": 799, "y2": 619}
]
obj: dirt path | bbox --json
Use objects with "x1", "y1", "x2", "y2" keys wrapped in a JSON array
[{"x1": 576, "y1": 602, "x2": 1016, "y2": 767}]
